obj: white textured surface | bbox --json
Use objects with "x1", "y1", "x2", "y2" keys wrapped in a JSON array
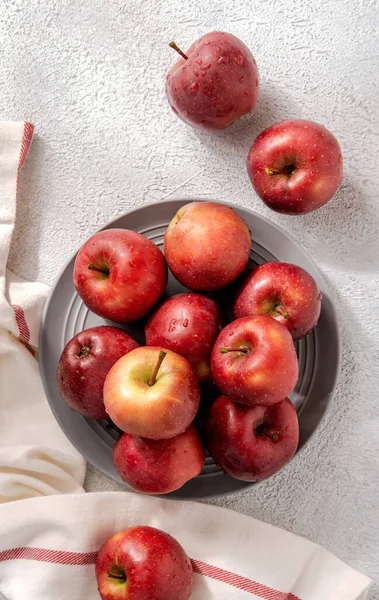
[{"x1": 1, "y1": 0, "x2": 378, "y2": 596}]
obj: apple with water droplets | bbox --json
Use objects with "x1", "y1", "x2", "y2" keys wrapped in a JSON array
[
  {"x1": 73, "y1": 229, "x2": 167, "y2": 323},
  {"x1": 145, "y1": 292, "x2": 224, "y2": 382},
  {"x1": 234, "y1": 262, "x2": 322, "y2": 340},
  {"x1": 104, "y1": 347, "x2": 200, "y2": 439},
  {"x1": 205, "y1": 395, "x2": 299, "y2": 481},
  {"x1": 96, "y1": 526, "x2": 193, "y2": 600},
  {"x1": 211, "y1": 316, "x2": 298, "y2": 406},
  {"x1": 57, "y1": 326, "x2": 139, "y2": 419},
  {"x1": 247, "y1": 119, "x2": 343, "y2": 214},
  {"x1": 113, "y1": 424, "x2": 205, "y2": 494},
  {"x1": 166, "y1": 31, "x2": 259, "y2": 130},
  {"x1": 164, "y1": 202, "x2": 251, "y2": 291}
]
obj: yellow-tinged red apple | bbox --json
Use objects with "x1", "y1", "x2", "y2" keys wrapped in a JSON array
[
  {"x1": 104, "y1": 347, "x2": 199, "y2": 439},
  {"x1": 164, "y1": 202, "x2": 251, "y2": 291}
]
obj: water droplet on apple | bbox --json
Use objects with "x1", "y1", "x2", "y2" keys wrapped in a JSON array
[
  {"x1": 169, "y1": 319, "x2": 177, "y2": 333},
  {"x1": 188, "y1": 82, "x2": 199, "y2": 93},
  {"x1": 235, "y1": 55, "x2": 244, "y2": 66},
  {"x1": 201, "y1": 63, "x2": 211, "y2": 70},
  {"x1": 239, "y1": 76, "x2": 245, "y2": 83},
  {"x1": 196, "y1": 58, "x2": 202, "y2": 65},
  {"x1": 183, "y1": 319, "x2": 189, "y2": 327},
  {"x1": 194, "y1": 70, "x2": 200, "y2": 77},
  {"x1": 218, "y1": 55, "x2": 229, "y2": 65},
  {"x1": 244, "y1": 90, "x2": 250, "y2": 97}
]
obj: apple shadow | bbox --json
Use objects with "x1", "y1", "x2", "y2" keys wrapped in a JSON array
[
  {"x1": 293, "y1": 176, "x2": 379, "y2": 273},
  {"x1": 7, "y1": 135, "x2": 43, "y2": 281},
  {"x1": 190, "y1": 83, "x2": 302, "y2": 155}
]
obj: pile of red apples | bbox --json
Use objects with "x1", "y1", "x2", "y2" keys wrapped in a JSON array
[
  {"x1": 57, "y1": 29, "x2": 342, "y2": 499},
  {"x1": 58, "y1": 199, "x2": 322, "y2": 494}
]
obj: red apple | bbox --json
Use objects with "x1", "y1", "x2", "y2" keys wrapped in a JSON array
[
  {"x1": 247, "y1": 119, "x2": 343, "y2": 214},
  {"x1": 104, "y1": 347, "x2": 200, "y2": 439},
  {"x1": 145, "y1": 292, "x2": 223, "y2": 382},
  {"x1": 166, "y1": 31, "x2": 259, "y2": 130},
  {"x1": 113, "y1": 424, "x2": 205, "y2": 494},
  {"x1": 57, "y1": 326, "x2": 139, "y2": 419},
  {"x1": 164, "y1": 202, "x2": 251, "y2": 291},
  {"x1": 234, "y1": 262, "x2": 322, "y2": 340},
  {"x1": 211, "y1": 316, "x2": 298, "y2": 406},
  {"x1": 205, "y1": 395, "x2": 299, "y2": 481},
  {"x1": 96, "y1": 526, "x2": 193, "y2": 600},
  {"x1": 73, "y1": 229, "x2": 167, "y2": 323}
]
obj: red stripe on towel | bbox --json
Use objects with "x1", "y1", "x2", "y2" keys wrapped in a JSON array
[
  {"x1": 0, "y1": 547, "x2": 97, "y2": 566},
  {"x1": 18, "y1": 122, "x2": 34, "y2": 169},
  {"x1": 16, "y1": 121, "x2": 34, "y2": 201},
  {"x1": 191, "y1": 558, "x2": 301, "y2": 599},
  {"x1": 12, "y1": 304, "x2": 31, "y2": 345},
  {"x1": 0, "y1": 547, "x2": 301, "y2": 599}
]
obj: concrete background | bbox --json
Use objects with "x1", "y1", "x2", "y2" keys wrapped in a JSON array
[{"x1": 1, "y1": 0, "x2": 378, "y2": 596}]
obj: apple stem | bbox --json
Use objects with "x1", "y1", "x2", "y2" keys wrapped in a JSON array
[
  {"x1": 265, "y1": 430, "x2": 279, "y2": 442},
  {"x1": 264, "y1": 164, "x2": 296, "y2": 177},
  {"x1": 257, "y1": 425, "x2": 279, "y2": 442},
  {"x1": 88, "y1": 264, "x2": 109, "y2": 276},
  {"x1": 148, "y1": 350, "x2": 167, "y2": 386},
  {"x1": 77, "y1": 346, "x2": 90, "y2": 358},
  {"x1": 274, "y1": 306, "x2": 289, "y2": 319},
  {"x1": 169, "y1": 41, "x2": 188, "y2": 60},
  {"x1": 220, "y1": 346, "x2": 250, "y2": 355},
  {"x1": 264, "y1": 166, "x2": 280, "y2": 176},
  {"x1": 107, "y1": 571, "x2": 126, "y2": 583}
]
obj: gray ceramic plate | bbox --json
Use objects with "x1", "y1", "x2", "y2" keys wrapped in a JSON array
[{"x1": 40, "y1": 199, "x2": 340, "y2": 499}]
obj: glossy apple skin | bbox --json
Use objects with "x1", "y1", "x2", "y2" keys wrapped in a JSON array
[
  {"x1": 211, "y1": 316, "x2": 298, "y2": 406},
  {"x1": 104, "y1": 347, "x2": 200, "y2": 439},
  {"x1": 145, "y1": 293, "x2": 223, "y2": 382},
  {"x1": 247, "y1": 120, "x2": 343, "y2": 214},
  {"x1": 96, "y1": 526, "x2": 193, "y2": 600},
  {"x1": 164, "y1": 202, "x2": 251, "y2": 292},
  {"x1": 234, "y1": 262, "x2": 322, "y2": 340},
  {"x1": 205, "y1": 395, "x2": 299, "y2": 481},
  {"x1": 57, "y1": 326, "x2": 139, "y2": 419},
  {"x1": 166, "y1": 31, "x2": 259, "y2": 130},
  {"x1": 113, "y1": 424, "x2": 205, "y2": 494},
  {"x1": 73, "y1": 229, "x2": 167, "y2": 323}
]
